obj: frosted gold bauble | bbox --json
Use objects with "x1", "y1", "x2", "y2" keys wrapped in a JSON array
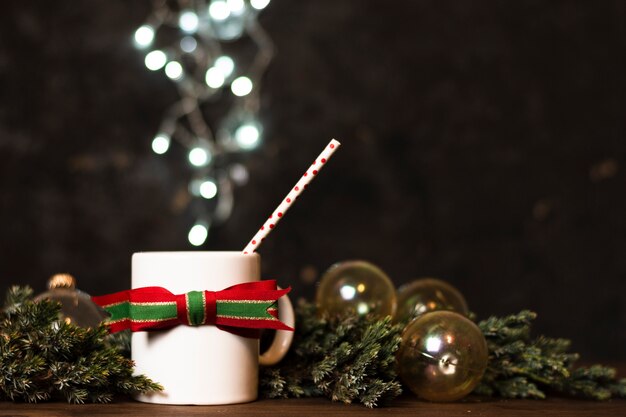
[
  {"x1": 316, "y1": 260, "x2": 396, "y2": 318},
  {"x1": 395, "y1": 278, "x2": 469, "y2": 323},
  {"x1": 397, "y1": 311, "x2": 488, "y2": 402}
]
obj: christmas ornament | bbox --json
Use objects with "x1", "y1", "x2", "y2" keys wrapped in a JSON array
[
  {"x1": 34, "y1": 273, "x2": 106, "y2": 328},
  {"x1": 397, "y1": 310, "x2": 488, "y2": 402},
  {"x1": 92, "y1": 280, "x2": 293, "y2": 334},
  {"x1": 395, "y1": 278, "x2": 469, "y2": 323},
  {"x1": 316, "y1": 260, "x2": 396, "y2": 318}
]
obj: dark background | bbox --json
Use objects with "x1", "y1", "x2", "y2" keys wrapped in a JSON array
[{"x1": 0, "y1": 1, "x2": 624, "y2": 361}]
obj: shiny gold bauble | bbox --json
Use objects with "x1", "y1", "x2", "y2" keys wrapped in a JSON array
[
  {"x1": 397, "y1": 310, "x2": 488, "y2": 402},
  {"x1": 395, "y1": 278, "x2": 469, "y2": 323},
  {"x1": 34, "y1": 273, "x2": 106, "y2": 328},
  {"x1": 316, "y1": 260, "x2": 396, "y2": 318}
]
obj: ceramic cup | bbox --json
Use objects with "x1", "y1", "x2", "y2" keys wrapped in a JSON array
[{"x1": 131, "y1": 251, "x2": 295, "y2": 405}]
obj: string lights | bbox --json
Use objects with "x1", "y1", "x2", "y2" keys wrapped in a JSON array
[{"x1": 134, "y1": 0, "x2": 274, "y2": 246}]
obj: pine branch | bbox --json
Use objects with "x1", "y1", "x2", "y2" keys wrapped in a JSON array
[
  {"x1": 106, "y1": 330, "x2": 131, "y2": 358},
  {"x1": 263, "y1": 304, "x2": 625, "y2": 405},
  {"x1": 474, "y1": 310, "x2": 626, "y2": 400},
  {"x1": 3, "y1": 285, "x2": 34, "y2": 309},
  {"x1": 0, "y1": 286, "x2": 162, "y2": 403},
  {"x1": 260, "y1": 301, "x2": 403, "y2": 408},
  {"x1": 3, "y1": 284, "x2": 623, "y2": 405}
]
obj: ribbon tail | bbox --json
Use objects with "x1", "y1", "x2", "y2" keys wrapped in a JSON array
[
  {"x1": 92, "y1": 290, "x2": 133, "y2": 333},
  {"x1": 92, "y1": 287, "x2": 179, "y2": 334},
  {"x1": 215, "y1": 286, "x2": 294, "y2": 332}
]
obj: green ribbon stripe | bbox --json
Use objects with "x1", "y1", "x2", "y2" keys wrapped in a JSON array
[
  {"x1": 186, "y1": 291, "x2": 205, "y2": 325},
  {"x1": 105, "y1": 299, "x2": 276, "y2": 323},
  {"x1": 217, "y1": 301, "x2": 276, "y2": 319},
  {"x1": 105, "y1": 302, "x2": 176, "y2": 322}
]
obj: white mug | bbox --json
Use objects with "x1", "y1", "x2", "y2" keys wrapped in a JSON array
[{"x1": 131, "y1": 251, "x2": 295, "y2": 405}]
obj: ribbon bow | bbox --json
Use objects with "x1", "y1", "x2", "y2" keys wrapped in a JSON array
[{"x1": 92, "y1": 280, "x2": 292, "y2": 336}]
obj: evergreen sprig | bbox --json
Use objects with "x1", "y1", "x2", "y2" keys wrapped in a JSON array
[
  {"x1": 261, "y1": 304, "x2": 625, "y2": 406},
  {"x1": 474, "y1": 310, "x2": 626, "y2": 400},
  {"x1": 2, "y1": 285, "x2": 623, "y2": 406},
  {"x1": 259, "y1": 301, "x2": 403, "y2": 408},
  {"x1": 0, "y1": 286, "x2": 162, "y2": 403}
]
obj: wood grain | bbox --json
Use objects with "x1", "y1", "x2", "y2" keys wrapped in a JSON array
[{"x1": 1, "y1": 395, "x2": 625, "y2": 417}]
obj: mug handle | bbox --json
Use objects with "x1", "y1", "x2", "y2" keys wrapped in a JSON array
[{"x1": 259, "y1": 289, "x2": 295, "y2": 366}]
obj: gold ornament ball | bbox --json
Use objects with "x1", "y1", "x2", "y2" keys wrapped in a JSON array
[
  {"x1": 397, "y1": 310, "x2": 488, "y2": 402},
  {"x1": 34, "y1": 273, "x2": 107, "y2": 328},
  {"x1": 316, "y1": 260, "x2": 396, "y2": 318},
  {"x1": 395, "y1": 278, "x2": 469, "y2": 323}
]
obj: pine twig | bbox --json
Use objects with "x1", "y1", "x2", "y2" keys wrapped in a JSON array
[
  {"x1": 260, "y1": 301, "x2": 403, "y2": 408},
  {"x1": 0, "y1": 286, "x2": 161, "y2": 403},
  {"x1": 474, "y1": 310, "x2": 626, "y2": 400}
]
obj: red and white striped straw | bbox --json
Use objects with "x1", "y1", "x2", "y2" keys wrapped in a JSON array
[{"x1": 243, "y1": 139, "x2": 341, "y2": 254}]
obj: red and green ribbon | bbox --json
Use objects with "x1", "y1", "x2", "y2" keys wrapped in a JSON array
[{"x1": 92, "y1": 280, "x2": 293, "y2": 336}]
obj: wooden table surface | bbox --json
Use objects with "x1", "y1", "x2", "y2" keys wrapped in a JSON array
[
  {"x1": 1, "y1": 395, "x2": 625, "y2": 417},
  {"x1": 3, "y1": 364, "x2": 624, "y2": 416}
]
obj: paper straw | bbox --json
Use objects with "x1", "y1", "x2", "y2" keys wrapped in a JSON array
[{"x1": 243, "y1": 139, "x2": 341, "y2": 254}]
